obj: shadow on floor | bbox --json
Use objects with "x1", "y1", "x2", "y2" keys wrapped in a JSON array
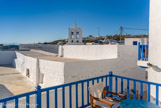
[
  {"x1": 0, "y1": 84, "x2": 13, "y2": 99},
  {"x1": 0, "y1": 64, "x2": 14, "y2": 68}
]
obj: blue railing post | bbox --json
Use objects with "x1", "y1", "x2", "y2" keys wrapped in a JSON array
[
  {"x1": 138, "y1": 42, "x2": 140, "y2": 60},
  {"x1": 109, "y1": 71, "x2": 113, "y2": 92},
  {"x1": 35, "y1": 85, "x2": 41, "y2": 108}
]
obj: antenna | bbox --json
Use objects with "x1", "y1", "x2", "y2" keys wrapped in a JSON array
[{"x1": 120, "y1": 26, "x2": 123, "y2": 44}]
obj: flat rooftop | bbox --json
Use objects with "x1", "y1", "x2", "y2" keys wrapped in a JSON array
[
  {"x1": 0, "y1": 65, "x2": 35, "y2": 98},
  {"x1": 18, "y1": 51, "x2": 88, "y2": 62}
]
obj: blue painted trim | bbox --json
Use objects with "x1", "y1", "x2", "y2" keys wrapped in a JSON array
[
  {"x1": 69, "y1": 85, "x2": 72, "y2": 108},
  {"x1": 138, "y1": 42, "x2": 141, "y2": 60},
  {"x1": 121, "y1": 78, "x2": 123, "y2": 94},
  {"x1": 26, "y1": 95, "x2": 29, "y2": 108},
  {"x1": 113, "y1": 75, "x2": 161, "y2": 86},
  {"x1": 97, "y1": 78, "x2": 99, "y2": 83},
  {"x1": 92, "y1": 80, "x2": 94, "y2": 85},
  {"x1": 138, "y1": 43, "x2": 149, "y2": 61},
  {"x1": 148, "y1": 84, "x2": 150, "y2": 102},
  {"x1": 140, "y1": 82, "x2": 143, "y2": 100},
  {"x1": 133, "y1": 81, "x2": 136, "y2": 99},
  {"x1": 2, "y1": 102, "x2": 6, "y2": 108},
  {"x1": 105, "y1": 76, "x2": 108, "y2": 91},
  {"x1": 62, "y1": 87, "x2": 65, "y2": 108},
  {"x1": 87, "y1": 81, "x2": 89, "y2": 105},
  {"x1": 139, "y1": 66, "x2": 148, "y2": 69},
  {"x1": 156, "y1": 85, "x2": 159, "y2": 105},
  {"x1": 101, "y1": 77, "x2": 104, "y2": 82},
  {"x1": 75, "y1": 83, "x2": 78, "y2": 108},
  {"x1": 1, "y1": 72, "x2": 161, "y2": 107},
  {"x1": 55, "y1": 88, "x2": 57, "y2": 108},
  {"x1": 109, "y1": 71, "x2": 113, "y2": 92},
  {"x1": 0, "y1": 91, "x2": 36, "y2": 102},
  {"x1": 115, "y1": 77, "x2": 118, "y2": 93},
  {"x1": 35, "y1": 85, "x2": 41, "y2": 108},
  {"x1": 46, "y1": 90, "x2": 49, "y2": 108},
  {"x1": 15, "y1": 98, "x2": 18, "y2": 108},
  {"x1": 81, "y1": 82, "x2": 84, "y2": 106},
  {"x1": 127, "y1": 79, "x2": 130, "y2": 99}
]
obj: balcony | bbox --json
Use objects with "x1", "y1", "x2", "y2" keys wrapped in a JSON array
[
  {"x1": 137, "y1": 42, "x2": 149, "y2": 68},
  {"x1": 0, "y1": 72, "x2": 160, "y2": 108}
]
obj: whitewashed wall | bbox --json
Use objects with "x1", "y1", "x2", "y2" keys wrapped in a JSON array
[
  {"x1": 64, "y1": 45, "x2": 147, "y2": 92},
  {"x1": 14, "y1": 52, "x2": 65, "y2": 87},
  {"x1": 39, "y1": 59, "x2": 64, "y2": 87},
  {"x1": 64, "y1": 45, "x2": 146, "y2": 82},
  {"x1": 0, "y1": 51, "x2": 16, "y2": 65},
  {"x1": 59, "y1": 45, "x2": 118, "y2": 60},
  {"x1": 19, "y1": 44, "x2": 58, "y2": 53},
  {"x1": 125, "y1": 38, "x2": 148, "y2": 45},
  {"x1": 0, "y1": 45, "x2": 148, "y2": 108},
  {"x1": 15, "y1": 45, "x2": 147, "y2": 89},
  {"x1": 148, "y1": 0, "x2": 161, "y2": 102}
]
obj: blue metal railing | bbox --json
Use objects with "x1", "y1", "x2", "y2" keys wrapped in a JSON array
[
  {"x1": 112, "y1": 74, "x2": 161, "y2": 105},
  {"x1": 138, "y1": 42, "x2": 149, "y2": 61},
  {"x1": 0, "y1": 74, "x2": 110, "y2": 108},
  {"x1": 0, "y1": 72, "x2": 161, "y2": 108}
]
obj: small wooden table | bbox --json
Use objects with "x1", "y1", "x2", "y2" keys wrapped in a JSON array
[{"x1": 120, "y1": 99, "x2": 161, "y2": 108}]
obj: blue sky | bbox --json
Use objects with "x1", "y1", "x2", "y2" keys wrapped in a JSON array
[{"x1": 0, "y1": 0, "x2": 149, "y2": 44}]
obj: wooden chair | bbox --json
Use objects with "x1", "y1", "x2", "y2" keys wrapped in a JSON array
[{"x1": 89, "y1": 83, "x2": 126, "y2": 108}]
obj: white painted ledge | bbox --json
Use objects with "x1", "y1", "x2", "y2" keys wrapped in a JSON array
[{"x1": 137, "y1": 60, "x2": 149, "y2": 67}]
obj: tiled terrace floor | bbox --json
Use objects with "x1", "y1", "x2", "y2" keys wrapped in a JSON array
[{"x1": 0, "y1": 65, "x2": 35, "y2": 98}]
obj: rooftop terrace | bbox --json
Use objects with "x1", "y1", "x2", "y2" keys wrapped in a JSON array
[
  {"x1": 18, "y1": 51, "x2": 87, "y2": 62},
  {"x1": 0, "y1": 65, "x2": 34, "y2": 98}
]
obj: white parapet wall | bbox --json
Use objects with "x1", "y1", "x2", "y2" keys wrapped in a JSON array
[
  {"x1": 63, "y1": 45, "x2": 146, "y2": 82},
  {"x1": 14, "y1": 52, "x2": 65, "y2": 87},
  {"x1": 63, "y1": 45, "x2": 147, "y2": 93},
  {"x1": 0, "y1": 51, "x2": 16, "y2": 65},
  {"x1": 59, "y1": 45, "x2": 118, "y2": 60}
]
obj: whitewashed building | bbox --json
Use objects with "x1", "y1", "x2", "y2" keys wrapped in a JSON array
[
  {"x1": 125, "y1": 38, "x2": 148, "y2": 45},
  {"x1": 148, "y1": 0, "x2": 161, "y2": 102}
]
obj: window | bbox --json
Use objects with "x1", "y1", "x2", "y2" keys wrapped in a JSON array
[
  {"x1": 26, "y1": 69, "x2": 30, "y2": 78},
  {"x1": 133, "y1": 41, "x2": 137, "y2": 45}
]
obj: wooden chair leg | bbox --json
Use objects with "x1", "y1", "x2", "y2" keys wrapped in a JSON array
[{"x1": 90, "y1": 95, "x2": 94, "y2": 108}]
